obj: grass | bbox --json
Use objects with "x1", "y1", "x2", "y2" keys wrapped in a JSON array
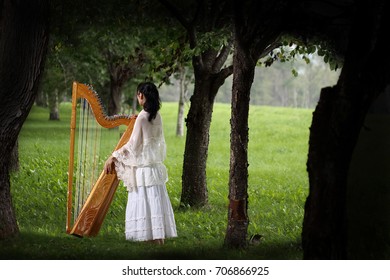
[{"x1": 1, "y1": 102, "x2": 313, "y2": 260}]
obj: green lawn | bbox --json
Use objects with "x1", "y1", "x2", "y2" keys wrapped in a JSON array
[{"x1": 1, "y1": 102, "x2": 313, "y2": 259}]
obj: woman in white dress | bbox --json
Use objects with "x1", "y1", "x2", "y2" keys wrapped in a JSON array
[{"x1": 104, "y1": 82, "x2": 177, "y2": 244}]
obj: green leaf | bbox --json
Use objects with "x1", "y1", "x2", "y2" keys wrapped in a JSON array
[{"x1": 291, "y1": 69, "x2": 298, "y2": 77}]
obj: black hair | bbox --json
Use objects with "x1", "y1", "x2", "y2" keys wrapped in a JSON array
[{"x1": 137, "y1": 82, "x2": 161, "y2": 122}]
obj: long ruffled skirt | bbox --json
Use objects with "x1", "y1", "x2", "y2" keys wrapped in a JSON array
[{"x1": 125, "y1": 184, "x2": 177, "y2": 241}]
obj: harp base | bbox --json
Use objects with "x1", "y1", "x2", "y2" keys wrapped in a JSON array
[{"x1": 69, "y1": 175, "x2": 119, "y2": 238}]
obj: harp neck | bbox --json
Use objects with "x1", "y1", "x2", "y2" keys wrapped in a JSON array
[{"x1": 72, "y1": 81, "x2": 132, "y2": 128}]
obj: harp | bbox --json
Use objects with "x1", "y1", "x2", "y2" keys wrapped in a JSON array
[{"x1": 66, "y1": 81, "x2": 136, "y2": 237}]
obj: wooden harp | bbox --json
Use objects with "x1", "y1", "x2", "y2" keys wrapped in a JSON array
[{"x1": 66, "y1": 81, "x2": 136, "y2": 237}]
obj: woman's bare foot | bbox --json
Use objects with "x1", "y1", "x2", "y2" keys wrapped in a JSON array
[
  {"x1": 155, "y1": 239, "x2": 164, "y2": 245},
  {"x1": 144, "y1": 239, "x2": 164, "y2": 245}
]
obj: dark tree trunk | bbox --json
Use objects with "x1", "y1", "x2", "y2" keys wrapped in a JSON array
[
  {"x1": 180, "y1": 53, "x2": 233, "y2": 207},
  {"x1": 180, "y1": 74, "x2": 220, "y2": 207},
  {"x1": 224, "y1": 38, "x2": 255, "y2": 248},
  {"x1": 108, "y1": 77, "x2": 123, "y2": 115},
  {"x1": 302, "y1": 1, "x2": 390, "y2": 259},
  {"x1": 303, "y1": 86, "x2": 353, "y2": 259},
  {"x1": 10, "y1": 140, "x2": 19, "y2": 172},
  {"x1": 48, "y1": 88, "x2": 60, "y2": 120},
  {"x1": 105, "y1": 48, "x2": 144, "y2": 116},
  {"x1": 0, "y1": 0, "x2": 49, "y2": 239}
]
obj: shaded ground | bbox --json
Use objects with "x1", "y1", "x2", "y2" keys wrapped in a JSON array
[{"x1": 0, "y1": 231, "x2": 302, "y2": 260}]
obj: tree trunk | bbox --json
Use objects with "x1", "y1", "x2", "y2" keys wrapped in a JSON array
[
  {"x1": 0, "y1": 0, "x2": 49, "y2": 239},
  {"x1": 176, "y1": 66, "x2": 188, "y2": 137},
  {"x1": 180, "y1": 78, "x2": 214, "y2": 207},
  {"x1": 176, "y1": 91, "x2": 185, "y2": 137},
  {"x1": 10, "y1": 140, "x2": 19, "y2": 172},
  {"x1": 132, "y1": 91, "x2": 138, "y2": 115},
  {"x1": 223, "y1": 0, "x2": 284, "y2": 248},
  {"x1": 48, "y1": 88, "x2": 60, "y2": 120},
  {"x1": 35, "y1": 90, "x2": 47, "y2": 107},
  {"x1": 224, "y1": 36, "x2": 256, "y2": 248},
  {"x1": 302, "y1": 1, "x2": 390, "y2": 259},
  {"x1": 303, "y1": 86, "x2": 353, "y2": 259},
  {"x1": 180, "y1": 54, "x2": 232, "y2": 207},
  {"x1": 108, "y1": 77, "x2": 123, "y2": 115},
  {"x1": 105, "y1": 48, "x2": 143, "y2": 116}
]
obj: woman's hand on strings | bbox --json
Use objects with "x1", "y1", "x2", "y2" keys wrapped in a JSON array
[{"x1": 104, "y1": 156, "x2": 115, "y2": 174}]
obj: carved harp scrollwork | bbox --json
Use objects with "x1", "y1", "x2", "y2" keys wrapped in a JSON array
[{"x1": 66, "y1": 81, "x2": 136, "y2": 237}]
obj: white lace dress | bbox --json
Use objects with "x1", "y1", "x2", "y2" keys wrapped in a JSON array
[{"x1": 112, "y1": 110, "x2": 177, "y2": 241}]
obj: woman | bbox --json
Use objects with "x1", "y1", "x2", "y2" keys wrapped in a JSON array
[{"x1": 104, "y1": 82, "x2": 177, "y2": 244}]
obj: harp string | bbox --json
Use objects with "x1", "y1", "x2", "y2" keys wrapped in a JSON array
[
  {"x1": 74, "y1": 98, "x2": 84, "y2": 222},
  {"x1": 74, "y1": 98, "x2": 102, "y2": 222}
]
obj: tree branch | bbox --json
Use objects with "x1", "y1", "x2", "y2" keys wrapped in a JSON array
[
  {"x1": 219, "y1": 64, "x2": 233, "y2": 81},
  {"x1": 210, "y1": 64, "x2": 233, "y2": 100},
  {"x1": 212, "y1": 37, "x2": 233, "y2": 72},
  {"x1": 257, "y1": 38, "x2": 282, "y2": 60}
]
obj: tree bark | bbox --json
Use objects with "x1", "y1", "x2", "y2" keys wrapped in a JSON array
[
  {"x1": 302, "y1": 0, "x2": 390, "y2": 259},
  {"x1": 224, "y1": 38, "x2": 255, "y2": 248},
  {"x1": 10, "y1": 140, "x2": 19, "y2": 172},
  {"x1": 0, "y1": 0, "x2": 49, "y2": 239},
  {"x1": 303, "y1": 86, "x2": 352, "y2": 259},
  {"x1": 180, "y1": 75, "x2": 216, "y2": 207}
]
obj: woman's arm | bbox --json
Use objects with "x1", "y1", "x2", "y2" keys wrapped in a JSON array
[{"x1": 104, "y1": 112, "x2": 146, "y2": 174}]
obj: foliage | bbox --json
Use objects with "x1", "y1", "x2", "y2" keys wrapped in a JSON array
[
  {"x1": 41, "y1": 0, "x2": 187, "y2": 111},
  {"x1": 213, "y1": 54, "x2": 340, "y2": 108},
  {"x1": 2, "y1": 102, "x2": 312, "y2": 259},
  {"x1": 258, "y1": 34, "x2": 344, "y2": 73}
]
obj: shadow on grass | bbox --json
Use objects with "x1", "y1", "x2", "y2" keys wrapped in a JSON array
[{"x1": 0, "y1": 231, "x2": 303, "y2": 260}]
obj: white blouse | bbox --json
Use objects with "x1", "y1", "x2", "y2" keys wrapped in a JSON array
[{"x1": 112, "y1": 110, "x2": 168, "y2": 192}]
